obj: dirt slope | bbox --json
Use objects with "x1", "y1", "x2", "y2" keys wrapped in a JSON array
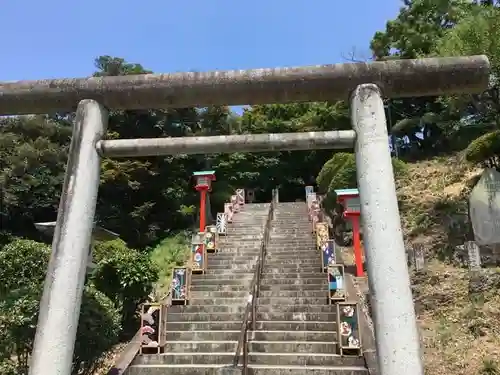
[{"x1": 394, "y1": 155, "x2": 500, "y2": 375}]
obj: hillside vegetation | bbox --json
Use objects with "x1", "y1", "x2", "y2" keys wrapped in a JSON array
[{"x1": 401, "y1": 156, "x2": 500, "y2": 375}]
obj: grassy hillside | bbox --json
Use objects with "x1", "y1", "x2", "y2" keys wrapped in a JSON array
[
  {"x1": 344, "y1": 153, "x2": 500, "y2": 374},
  {"x1": 381, "y1": 154, "x2": 500, "y2": 375}
]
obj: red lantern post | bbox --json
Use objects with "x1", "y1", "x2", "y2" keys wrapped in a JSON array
[
  {"x1": 335, "y1": 189, "x2": 363, "y2": 277},
  {"x1": 193, "y1": 170, "x2": 216, "y2": 233}
]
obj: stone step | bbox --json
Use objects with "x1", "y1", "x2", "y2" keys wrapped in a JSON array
[
  {"x1": 270, "y1": 229, "x2": 312, "y2": 233},
  {"x1": 259, "y1": 290, "x2": 326, "y2": 298},
  {"x1": 164, "y1": 340, "x2": 237, "y2": 353},
  {"x1": 206, "y1": 269, "x2": 257, "y2": 275},
  {"x1": 190, "y1": 284, "x2": 250, "y2": 292},
  {"x1": 261, "y1": 275, "x2": 326, "y2": 283},
  {"x1": 264, "y1": 259, "x2": 321, "y2": 266},
  {"x1": 167, "y1": 304, "x2": 335, "y2": 315},
  {"x1": 207, "y1": 259, "x2": 257, "y2": 266},
  {"x1": 261, "y1": 272, "x2": 325, "y2": 281},
  {"x1": 272, "y1": 217, "x2": 308, "y2": 220},
  {"x1": 267, "y1": 240, "x2": 315, "y2": 245},
  {"x1": 215, "y1": 248, "x2": 261, "y2": 253},
  {"x1": 165, "y1": 321, "x2": 242, "y2": 331},
  {"x1": 249, "y1": 353, "x2": 363, "y2": 367},
  {"x1": 166, "y1": 321, "x2": 336, "y2": 331},
  {"x1": 133, "y1": 353, "x2": 362, "y2": 367},
  {"x1": 191, "y1": 277, "x2": 253, "y2": 285},
  {"x1": 161, "y1": 340, "x2": 339, "y2": 354},
  {"x1": 266, "y1": 247, "x2": 316, "y2": 252},
  {"x1": 207, "y1": 254, "x2": 259, "y2": 260},
  {"x1": 221, "y1": 241, "x2": 262, "y2": 245},
  {"x1": 273, "y1": 223, "x2": 309, "y2": 225},
  {"x1": 266, "y1": 249, "x2": 316, "y2": 254},
  {"x1": 208, "y1": 264, "x2": 256, "y2": 270},
  {"x1": 272, "y1": 231, "x2": 312, "y2": 234},
  {"x1": 227, "y1": 228, "x2": 265, "y2": 232},
  {"x1": 256, "y1": 304, "x2": 336, "y2": 314},
  {"x1": 190, "y1": 291, "x2": 248, "y2": 299},
  {"x1": 260, "y1": 283, "x2": 326, "y2": 291},
  {"x1": 265, "y1": 252, "x2": 318, "y2": 259},
  {"x1": 167, "y1": 313, "x2": 245, "y2": 322},
  {"x1": 125, "y1": 364, "x2": 370, "y2": 375},
  {"x1": 167, "y1": 311, "x2": 335, "y2": 322},
  {"x1": 207, "y1": 253, "x2": 258, "y2": 258},
  {"x1": 258, "y1": 297, "x2": 328, "y2": 305},
  {"x1": 189, "y1": 297, "x2": 246, "y2": 305},
  {"x1": 247, "y1": 365, "x2": 368, "y2": 375},
  {"x1": 263, "y1": 266, "x2": 322, "y2": 274},
  {"x1": 255, "y1": 311, "x2": 336, "y2": 321},
  {"x1": 166, "y1": 330, "x2": 338, "y2": 342},
  {"x1": 168, "y1": 305, "x2": 246, "y2": 314},
  {"x1": 132, "y1": 352, "x2": 236, "y2": 365},
  {"x1": 271, "y1": 230, "x2": 312, "y2": 233}
]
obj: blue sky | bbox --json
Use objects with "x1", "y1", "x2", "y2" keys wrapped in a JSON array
[{"x1": 1, "y1": 0, "x2": 401, "y2": 111}]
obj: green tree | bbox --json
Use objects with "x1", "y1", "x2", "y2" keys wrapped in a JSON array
[
  {"x1": 91, "y1": 239, "x2": 159, "y2": 334},
  {"x1": 0, "y1": 239, "x2": 121, "y2": 375},
  {"x1": 370, "y1": 0, "x2": 476, "y2": 156},
  {"x1": 0, "y1": 239, "x2": 50, "y2": 296},
  {"x1": 0, "y1": 284, "x2": 121, "y2": 375},
  {"x1": 0, "y1": 116, "x2": 71, "y2": 240}
]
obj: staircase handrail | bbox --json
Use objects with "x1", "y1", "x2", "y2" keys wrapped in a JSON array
[{"x1": 232, "y1": 190, "x2": 277, "y2": 372}]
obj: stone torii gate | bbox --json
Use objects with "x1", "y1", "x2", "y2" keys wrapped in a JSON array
[{"x1": 0, "y1": 55, "x2": 490, "y2": 375}]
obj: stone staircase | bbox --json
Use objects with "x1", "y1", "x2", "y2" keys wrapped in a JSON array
[
  {"x1": 125, "y1": 203, "x2": 270, "y2": 374},
  {"x1": 125, "y1": 201, "x2": 369, "y2": 375},
  {"x1": 247, "y1": 202, "x2": 368, "y2": 375}
]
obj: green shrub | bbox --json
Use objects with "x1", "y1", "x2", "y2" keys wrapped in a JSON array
[
  {"x1": 465, "y1": 130, "x2": 500, "y2": 165},
  {"x1": 0, "y1": 283, "x2": 121, "y2": 375},
  {"x1": 316, "y1": 152, "x2": 353, "y2": 193},
  {"x1": 0, "y1": 239, "x2": 50, "y2": 296},
  {"x1": 317, "y1": 153, "x2": 407, "y2": 213},
  {"x1": 149, "y1": 234, "x2": 190, "y2": 299},
  {"x1": 73, "y1": 285, "x2": 121, "y2": 375},
  {"x1": 91, "y1": 239, "x2": 158, "y2": 333}
]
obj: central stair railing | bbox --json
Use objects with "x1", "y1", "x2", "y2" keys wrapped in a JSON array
[{"x1": 232, "y1": 189, "x2": 278, "y2": 374}]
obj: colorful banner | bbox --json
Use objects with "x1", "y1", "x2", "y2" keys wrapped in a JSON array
[
  {"x1": 338, "y1": 303, "x2": 362, "y2": 354},
  {"x1": 140, "y1": 303, "x2": 162, "y2": 352},
  {"x1": 171, "y1": 267, "x2": 188, "y2": 301},
  {"x1": 327, "y1": 265, "x2": 346, "y2": 301},
  {"x1": 216, "y1": 212, "x2": 227, "y2": 235}
]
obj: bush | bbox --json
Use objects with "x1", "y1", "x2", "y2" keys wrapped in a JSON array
[
  {"x1": 149, "y1": 234, "x2": 190, "y2": 299},
  {"x1": 317, "y1": 153, "x2": 407, "y2": 213},
  {"x1": 73, "y1": 285, "x2": 121, "y2": 375},
  {"x1": 0, "y1": 284, "x2": 121, "y2": 375},
  {"x1": 0, "y1": 239, "x2": 50, "y2": 296},
  {"x1": 465, "y1": 130, "x2": 500, "y2": 166},
  {"x1": 316, "y1": 152, "x2": 353, "y2": 193},
  {"x1": 91, "y1": 239, "x2": 159, "y2": 333},
  {"x1": 0, "y1": 285, "x2": 40, "y2": 373}
]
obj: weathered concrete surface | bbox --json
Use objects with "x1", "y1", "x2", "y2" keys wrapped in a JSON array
[
  {"x1": 0, "y1": 55, "x2": 489, "y2": 115},
  {"x1": 97, "y1": 131, "x2": 356, "y2": 158},
  {"x1": 29, "y1": 100, "x2": 108, "y2": 375}
]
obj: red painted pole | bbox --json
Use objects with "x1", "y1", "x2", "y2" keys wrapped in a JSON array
[
  {"x1": 199, "y1": 189, "x2": 207, "y2": 232},
  {"x1": 352, "y1": 215, "x2": 363, "y2": 277}
]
